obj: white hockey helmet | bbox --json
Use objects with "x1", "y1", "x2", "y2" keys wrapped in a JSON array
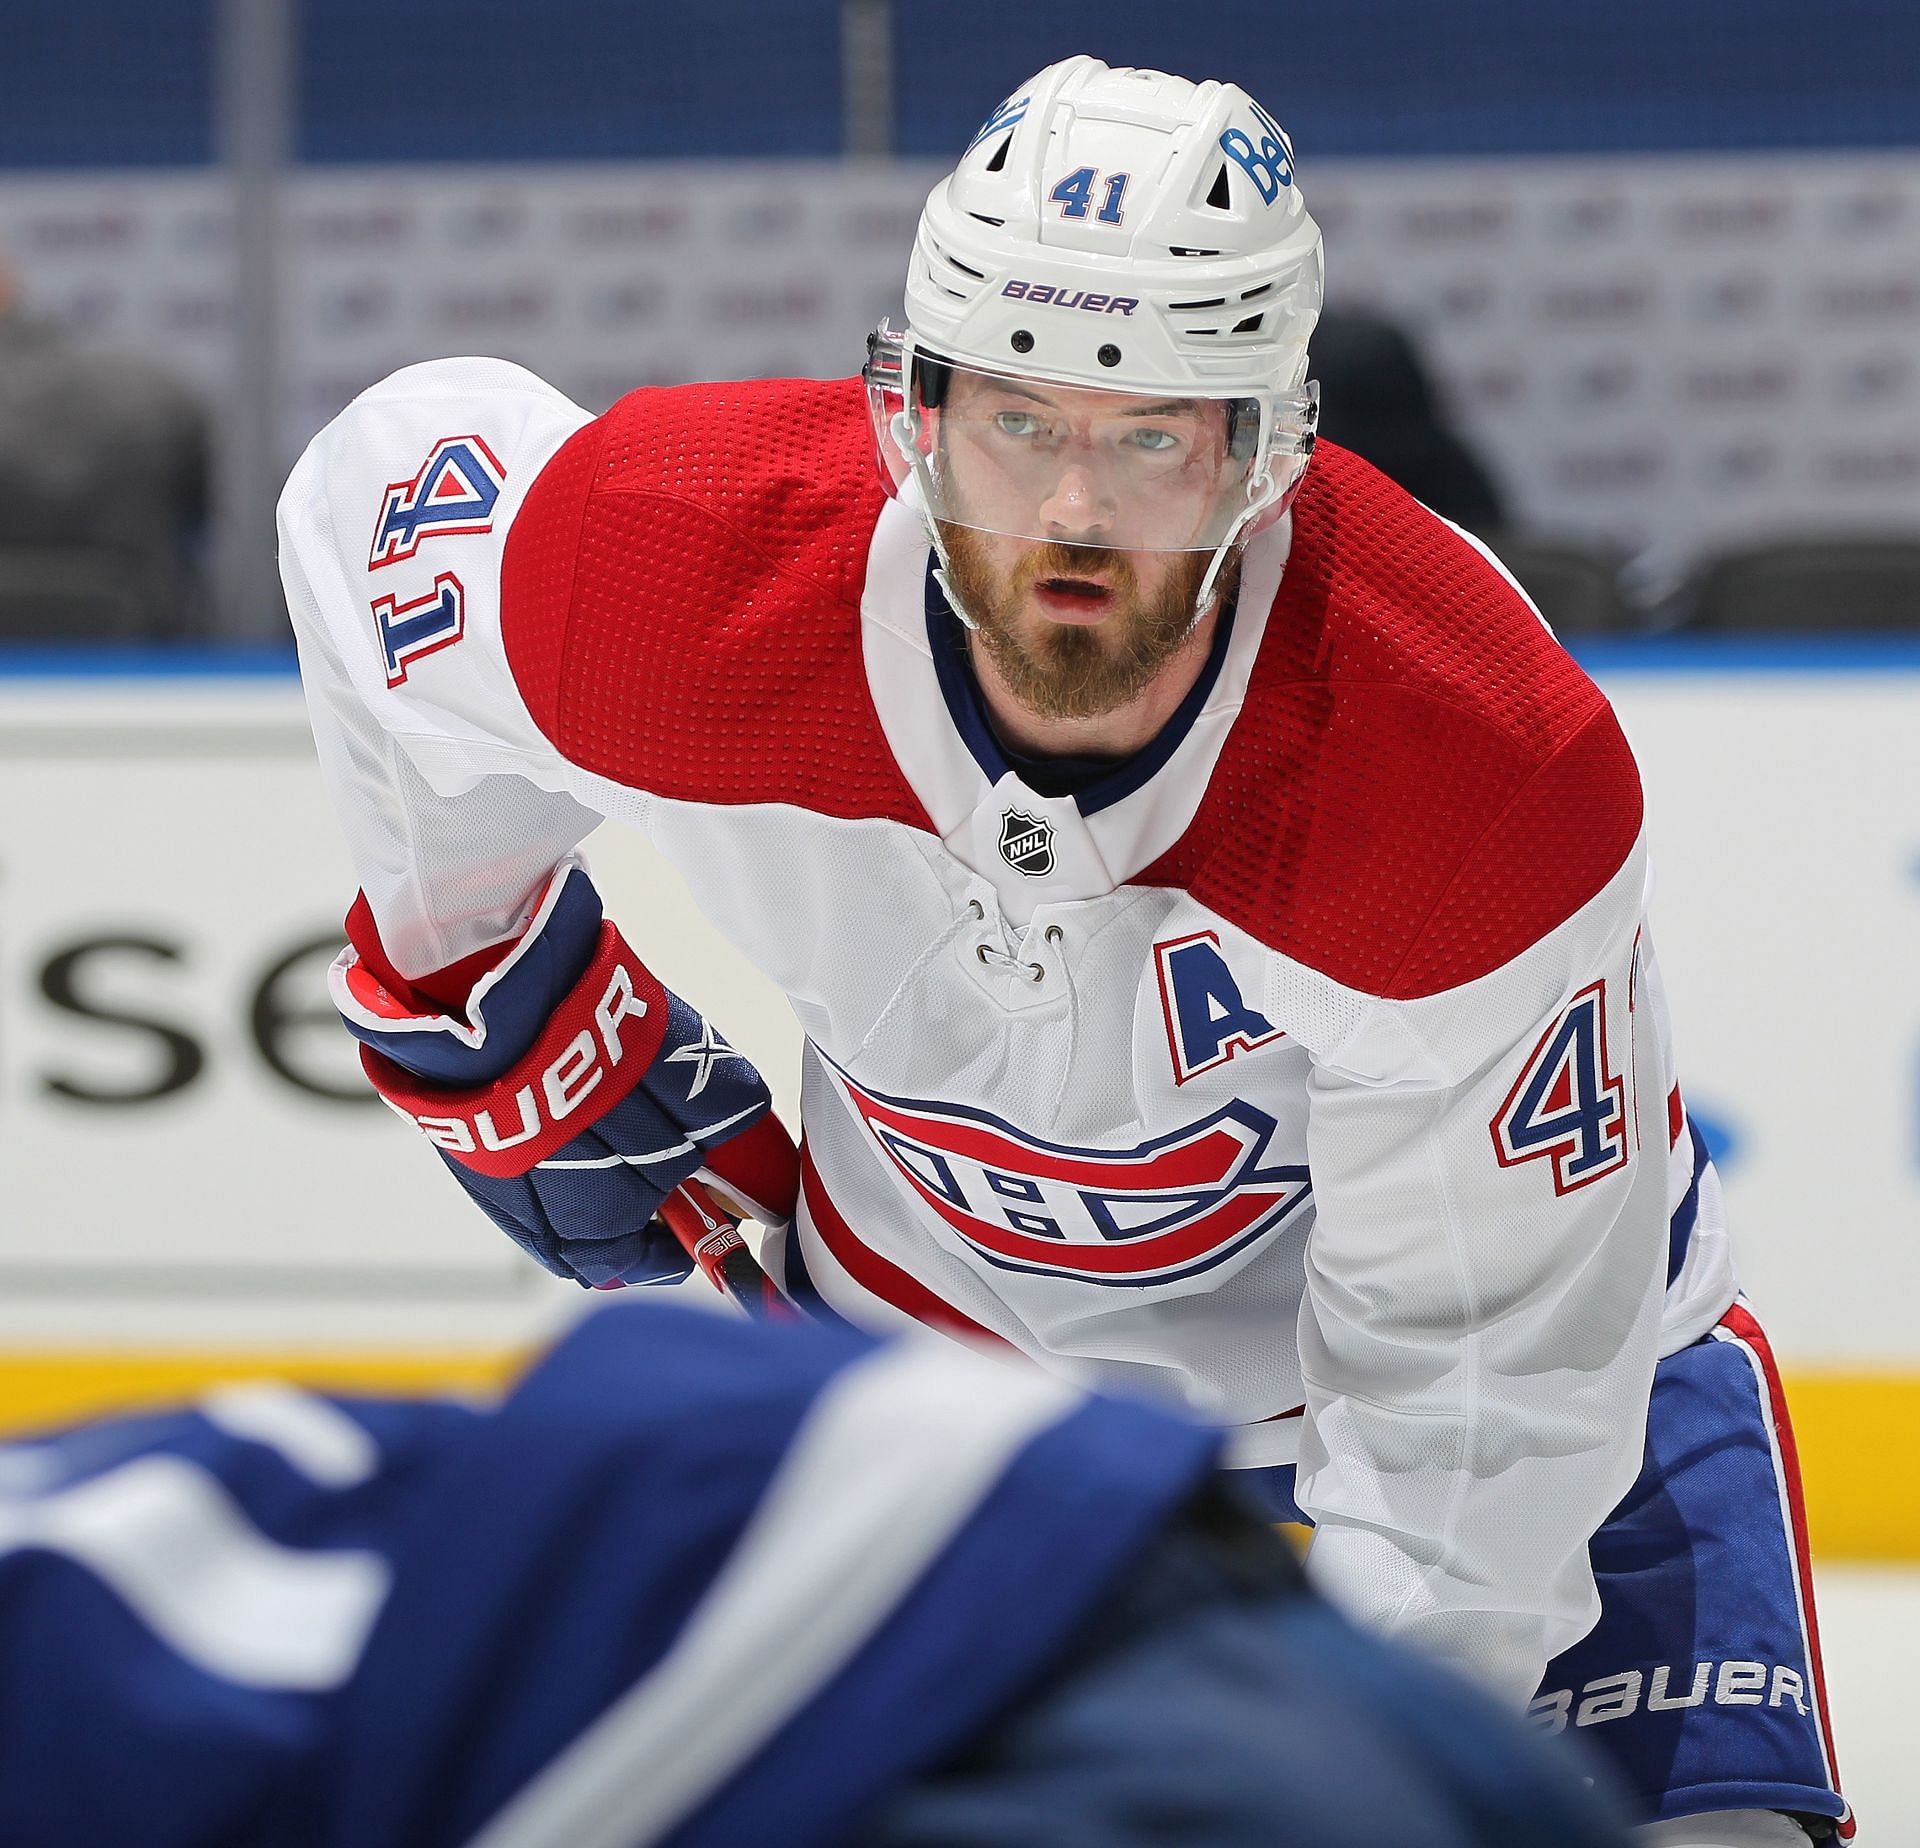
[{"x1": 865, "y1": 56, "x2": 1324, "y2": 618}]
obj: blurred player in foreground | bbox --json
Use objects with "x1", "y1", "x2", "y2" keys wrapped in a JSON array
[
  {"x1": 0, "y1": 1299, "x2": 1625, "y2": 1846},
  {"x1": 279, "y1": 56, "x2": 1848, "y2": 1845}
]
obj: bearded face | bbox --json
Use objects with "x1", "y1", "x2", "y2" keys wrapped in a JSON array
[
  {"x1": 924, "y1": 367, "x2": 1246, "y2": 725},
  {"x1": 937, "y1": 521, "x2": 1236, "y2": 723}
]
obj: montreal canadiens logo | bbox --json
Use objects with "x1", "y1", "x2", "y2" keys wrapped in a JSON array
[
  {"x1": 999, "y1": 808, "x2": 1055, "y2": 877},
  {"x1": 836, "y1": 1068, "x2": 1311, "y2": 1286}
]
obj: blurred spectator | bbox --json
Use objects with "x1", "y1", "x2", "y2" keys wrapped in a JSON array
[
  {"x1": 1307, "y1": 308, "x2": 1651, "y2": 635},
  {"x1": 1309, "y1": 307, "x2": 1505, "y2": 536},
  {"x1": 0, "y1": 242, "x2": 208, "y2": 640}
]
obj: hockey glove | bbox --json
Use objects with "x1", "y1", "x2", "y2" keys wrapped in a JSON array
[{"x1": 331, "y1": 859, "x2": 797, "y2": 1289}]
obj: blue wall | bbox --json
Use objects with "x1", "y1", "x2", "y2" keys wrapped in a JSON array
[
  {"x1": 894, "y1": 2, "x2": 1920, "y2": 158},
  {"x1": 299, "y1": 0, "x2": 846, "y2": 162},
  {"x1": 0, "y1": 2, "x2": 217, "y2": 167},
  {"x1": 0, "y1": 0, "x2": 1914, "y2": 168}
]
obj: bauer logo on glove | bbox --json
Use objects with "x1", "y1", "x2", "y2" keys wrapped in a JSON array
[
  {"x1": 373, "y1": 952, "x2": 661, "y2": 1174},
  {"x1": 332, "y1": 858, "x2": 798, "y2": 1289}
]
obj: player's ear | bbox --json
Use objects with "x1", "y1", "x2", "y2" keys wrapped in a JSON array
[
  {"x1": 1244, "y1": 499, "x2": 1288, "y2": 539},
  {"x1": 1243, "y1": 452, "x2": 1312, "y2": 537},
  {"x1": 885, "y1": 407, "x2": 938, "y2": 469}
]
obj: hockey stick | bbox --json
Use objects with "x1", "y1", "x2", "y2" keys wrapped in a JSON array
[{"x1": 658, "y1": 1178, "x2": 790, "y2": 1322}]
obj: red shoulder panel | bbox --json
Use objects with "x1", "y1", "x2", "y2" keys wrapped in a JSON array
[
  {"x1": 500, "y1": 376, "x2": 933, "y2": 830},
  {"x1": 1140, "y1": 444, "x2": 1643, "y2": 998}
]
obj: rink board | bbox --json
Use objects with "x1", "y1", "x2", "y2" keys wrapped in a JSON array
[
  {"x1": 0, "y1": 1349, "x2": 1906, "y2": 1562},
  {"x1": 0, "y1": 646, "x2": 1915, "y2": 1556}
]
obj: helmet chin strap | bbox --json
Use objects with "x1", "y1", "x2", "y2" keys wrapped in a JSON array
[
  {"x1": 931, "y1": 553, "x2": 982, "y2": 633},
  {"x1": 890, "y1": 409, "x2": 982, "y2": 632},
  {"x1": 1187, "y1": 466, "x2": 1283, "y2": 638}
]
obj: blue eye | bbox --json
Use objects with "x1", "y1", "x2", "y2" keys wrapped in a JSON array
[
  {"x1": 1127, "y1": 427, "x2": 1181, "y2": 452},
  {"x1": 993, "y1": 410, "x2": 1043, "y2": 438}
]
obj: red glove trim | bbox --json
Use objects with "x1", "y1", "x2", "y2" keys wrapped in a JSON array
[
  {"x1": 362, "y1": 921, "x2": 668, "y2": 1178},
  {"x1": 697, "y1": 1110, "x2": 800, "y2": 1226},
  {"x1": 345, "y1": 890, "x2": 529, "y2": 1019}
]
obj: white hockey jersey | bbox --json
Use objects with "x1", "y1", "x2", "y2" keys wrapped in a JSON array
[{"x1": 278, "y1": 356, "x2": 1739, "y2": 1703}]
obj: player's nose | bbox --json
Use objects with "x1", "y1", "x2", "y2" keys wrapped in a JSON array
[{"x1": 1038, "y1": 462, "x2": 1118, "y2": 542}]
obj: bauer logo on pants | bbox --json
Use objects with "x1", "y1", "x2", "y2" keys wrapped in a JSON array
[{"x1": 998, "y1": 809, "x2": 1055, "y2": 877}]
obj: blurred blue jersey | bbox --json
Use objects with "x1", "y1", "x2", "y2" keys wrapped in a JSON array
[{"x1": 0, "y1": 1301, "x2": 1624, "y2": 1847}]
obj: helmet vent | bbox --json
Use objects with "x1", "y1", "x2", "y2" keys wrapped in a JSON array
[{"x1": 907, "y1": 73, "x2": 1324, "y2": 394}]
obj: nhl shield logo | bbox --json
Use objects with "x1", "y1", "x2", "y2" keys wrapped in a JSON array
[{"x1": 998, "y1": 808, "x2": 1055, "y2": 877}]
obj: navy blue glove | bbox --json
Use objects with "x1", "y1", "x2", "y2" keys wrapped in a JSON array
[{"x1": 332, "y1": 861, "x2": 797, "y2": 1288}]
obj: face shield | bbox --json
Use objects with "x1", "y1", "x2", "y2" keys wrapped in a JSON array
[{"x1": 864, "y1": 322, "x2": 1318, "y2": 556}]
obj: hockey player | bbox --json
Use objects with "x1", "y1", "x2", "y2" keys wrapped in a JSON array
[
  {"x1": 278, "y1": 57, "x2": 1849, "y2": 1845},
  {"x1": 0, "y1": 1298, "x2": 1627, "y2": 1845}
]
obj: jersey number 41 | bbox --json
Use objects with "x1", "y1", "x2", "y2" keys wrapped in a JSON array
[{"x1": 1491, "y1": 982, "x2": 1630, "y2": 1195}]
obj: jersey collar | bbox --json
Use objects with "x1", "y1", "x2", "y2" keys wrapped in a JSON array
[
  {"x1": 859, "y1": 499, "x2": 1291, "y2": 904},
  {"x1": 922, "y1": 565, "x2": 1240, "y2": 820}
]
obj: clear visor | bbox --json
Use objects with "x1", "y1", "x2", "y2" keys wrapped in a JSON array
[{"x1": 864, "y1": 332, "x2": 1316, "y2": 553}]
